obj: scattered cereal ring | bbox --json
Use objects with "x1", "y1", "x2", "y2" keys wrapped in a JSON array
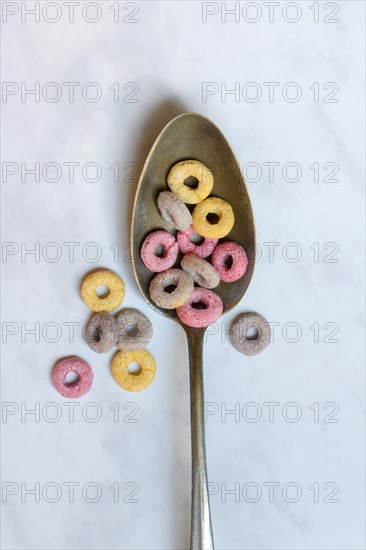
[
  {"x1": 157, "y1": 191, "x2": 192, "y2": 231},
  {"x1": 167, "y1": 160, "x2": 214, "y2": 204},
  {"x1": 192, "y1": 197, "x2": 235, "y2": 239},
  {"x1": 231, "y1": 313, "x2": 270, "y2": 356},
  {"x1": 116, "y1": 308, "x2": 153, "y2": 351},
  {"x1": 141, "y1": 230, "x2": 179, "y2": 272},
  {"x1": 85, "y1": 312, "x2": 118, "y2": 353},
  {"x1": 149, "y1": 268, "x2": 194, "y2": 309},
  {"x1": 111, "y1": 349, "x2": 156, "y2": 392},
  {"x1": 81, "y1": 269, "x2": 125, "y2": 312},
  {"x1": 211, "y1": 242, "x2": 248, "y2": 282},
  {"x1": 52, "y1": 356, "x2": 93, "y2": 398},
  {"x1": 181, "y1": 254, "x2": 220, "y2": 289},
  {"x1": 177, "y1": 225, "x2": 218, "y2": 258},
  {"x1": 176, "y1": 287, "x2": 223, "y2": 328}
]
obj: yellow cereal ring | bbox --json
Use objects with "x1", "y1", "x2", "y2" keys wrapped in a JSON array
[
  {"x1": 192, "y1": 197, "x2": 235, "y2": 239},
  {"x1": 111, "y1": 349, "x2": 156, "y2": 392},
  {"x1": 167, "y1": 160, "x2": 214, "y2": 204},
  {"x1": 81, "y1": 269, "x2": 125, "y2": 312}
]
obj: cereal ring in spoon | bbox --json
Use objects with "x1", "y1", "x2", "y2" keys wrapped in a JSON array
[
  {"x1": 157, "y1": 191, "x2": 192, "y2": 231},
  {"x1": 181, "y1": 254, "x2": 220, "y2": 289}
]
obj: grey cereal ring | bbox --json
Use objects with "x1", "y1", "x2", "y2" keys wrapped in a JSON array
[
  {"x1": 116, "y1": 308, "x2": 153, "y2": 351},
  {"x1": 181, "y1": 253, "x2": 220, "y2": 289},
  {"x1": 231, "y1": 312, "x2": 271, "y2": 356},
  {"x1": 85, "y1": 312, "x2": 118, "y2": 353},
  {"x1": 149, "y1": 268, "x2": 194, "y2": 309},
  {"x1": 157, "y1": 191, "x2": 192, "y2": 231}
]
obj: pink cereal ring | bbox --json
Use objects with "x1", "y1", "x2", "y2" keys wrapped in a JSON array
[
  {"x1": 177, "y1": 225, "x2": 218, "y2": 259},
  {"x1": 52, "y1": 357, "x2": 93, "y2": 398},
  {"x1": 211, "y1": 242, "x2": 248, "y2": 282},
  {"x1": 141, "y1": 230, "x2": 179, "y2": 272},
  {"x1": 176, "y1": 287, "x2": 223, "y2": 328}
]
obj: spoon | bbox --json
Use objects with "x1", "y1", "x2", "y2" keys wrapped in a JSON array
[{"x1": 131, "y1": 113, "x2": 255, "y2": 550}]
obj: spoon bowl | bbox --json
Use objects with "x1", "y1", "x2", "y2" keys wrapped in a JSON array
[{"x1": 131, "y1": 113, "x2": 255, "y2": 549}]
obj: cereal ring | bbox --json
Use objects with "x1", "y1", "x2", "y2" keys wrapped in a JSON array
[
  {"x1": 141, "y1": 230, "x2": 179, "y2": 272},
  {"x1": 149, "y1": 268, "x2": 194, "y2": 309},
  {"x1": 157, "y1": 191, "x2": 192, "y2": 231},
  {"x1": 231, "y1": 313, "x2": 270, "y2": 356},
  {"x1": 116, "y1": 308, "x2": 153, "y2": 351},
  {"x1": 81, "y1": 269, "x2": 125, "y2": 313},
  {"x1": 192, "y1": 197, "x2": 235, "y2": 239},
  {"x1": 85, "y1": 312, "x2": 117, "y2": 353},
  {"x1": 177, "y1": 225, "x2": 218, "y2": 259},
  {"x1": 111, "y1": 349, "x2": 156, "y2": 392},
  {"x1": 211, "y1": 242, "x2": 248, "y2": 282},
  {"x1": 167, "y1": 160, "x2": 214, "y2": 204},
  {"x1": 181, "y1": 254, "x2": 220, "y2": 289},
  {"x1": 52, "y1": 356, "x2": 93, "y2": 398},
  {"x1": 176, "y1": 287, "x2": 223, "y2": 328}
]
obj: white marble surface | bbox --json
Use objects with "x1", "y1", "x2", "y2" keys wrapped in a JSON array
[{"x1": 1, "y1": 1, "x2": 365, "y2": 549}]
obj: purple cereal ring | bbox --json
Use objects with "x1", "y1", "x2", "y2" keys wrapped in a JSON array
[
  {"x1": 149, "y1": 268, "x2": 194, "y2": 309},
  {"x1": 181, "y1": 253, "x2": 220, "y2": 289},
  {"x1": 176, "y1": 287, "x2": 223, "y2": 328},
  {"x1": 211, "y1": 242, "x2": 248, "y2": 282},
  {"x1": 141, "y1": 230, "x2": 179, "y2": 272},
  {"x1": 157, "y1": 191, "x2": 192, "y2": 231},
  {"x1": 52, "y1": 356, "x2": 93, "y2": 398},
  {"x1": 231, "y1": 312, "x2": 270, "y2": 356},
  {"x1": 177, "y1": 225, "x2": 218, "y2": 259},
  {"x1": 85, "y1": 312, "x2": 117, "y2": 353},
  {"x1": 116, "y1": 308, "x2": 153, "y2": 351}
]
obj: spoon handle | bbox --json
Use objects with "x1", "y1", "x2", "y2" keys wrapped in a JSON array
[{"x1": 186, "y1": 328, "x2": 214, "y2": 550}]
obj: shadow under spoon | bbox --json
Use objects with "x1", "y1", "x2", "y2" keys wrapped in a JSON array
[{"x1": 131, "y1": 112, "x2": 255, "y2": 550}]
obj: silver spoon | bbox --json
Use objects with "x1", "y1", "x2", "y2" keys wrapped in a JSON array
[{"x1": 131, "y1": 113, "x2": 255, "y2": 550}]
